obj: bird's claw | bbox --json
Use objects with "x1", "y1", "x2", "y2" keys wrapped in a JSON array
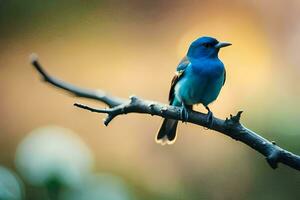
[
  {"x1": 180, "y1": 106, "x2": 189, "y2": 122},
  {"x1": 206, "y1": 111, "x2": 214, "y2": 128}
]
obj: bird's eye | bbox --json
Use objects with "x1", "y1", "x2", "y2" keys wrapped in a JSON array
[{"x1": 203, "y1": 43, "x2": 211, "y2": 48}]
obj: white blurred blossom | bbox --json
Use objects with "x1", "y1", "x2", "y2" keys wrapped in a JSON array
[
  {"x1": 0, "y1": 166, "x2": 24, "y2": 200},
  {"x1": 15, "y1": 126, "x2": 94, "y2": 188}
]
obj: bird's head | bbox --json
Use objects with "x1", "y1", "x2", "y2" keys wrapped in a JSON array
[{"x1": 187, "y1": 36, "x2": 231, "y2": 60}]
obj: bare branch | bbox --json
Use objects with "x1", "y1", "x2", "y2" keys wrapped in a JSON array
[
  {"x1": 31, "y1": 55, "x2": 300, "y2": 171},
  {"x1": 30, "y1": 54, "x2": 125, "y2": 107}
]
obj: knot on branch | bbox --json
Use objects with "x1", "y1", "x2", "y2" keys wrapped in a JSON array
[
  {"x1": 129, "y1": 95, "x2": 139, "y2": 103},
  {"x1": 147, "y1": 102, "x2": 156, "y2": 115},
  {"x1": 266, "y1": 147, "x2": 282, "y2": 169},
  {"x1": 225, "y1": 111, "x2": 243, "y2": 128},
  {"x1": 160, "y1": 106, "x2": 169, "y2": 115}
]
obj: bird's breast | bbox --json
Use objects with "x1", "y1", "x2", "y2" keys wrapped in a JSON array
[
  {"x1": 192, "y1": 59, "x2": 224, "y2": 78},
  {"x1": 175, "y1": 61, "x2": 225, "y2": 106}
]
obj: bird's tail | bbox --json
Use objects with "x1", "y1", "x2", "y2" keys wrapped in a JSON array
[{"x1": 155, "y1": 119, "x2": 178, "y2": 145}]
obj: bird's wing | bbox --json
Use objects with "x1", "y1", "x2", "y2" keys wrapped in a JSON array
[
  {"x1": 168, "y1": 56, "x2": 190, "y2": 103},
  {"x1": 176, "y1": 56, "x2": 190, "y2": 72},
  {"x1": 223, "y1": 68, "x2": 226, "y2": 86}
]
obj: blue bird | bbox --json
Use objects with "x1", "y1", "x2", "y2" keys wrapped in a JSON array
[{"x1": 156, "y1": 36, "x2": 231, "y2": 145}]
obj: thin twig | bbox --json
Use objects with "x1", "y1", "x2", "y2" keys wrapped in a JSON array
[{"x1": 30, "y1": 54, "x2": 125, "y2": 107}]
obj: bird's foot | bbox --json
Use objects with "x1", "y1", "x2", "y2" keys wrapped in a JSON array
[
  {"x1": 206, "y1": 111, "x2": 214, "y2": 128},
  {"x1": 204, "y1": 106, "x2": 214, "y2": 129},
  {"x1": 180, "y1": 105, "x2": 189, "y2": 122}
]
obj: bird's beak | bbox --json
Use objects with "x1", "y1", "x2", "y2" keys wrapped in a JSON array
[{"x1": 215, "y1": 42, "x2": 232, "y2": 49}]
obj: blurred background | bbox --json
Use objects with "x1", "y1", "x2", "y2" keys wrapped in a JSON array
[{"x1": 0, "y1": 0, "x2": 300, "y2": 199}]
